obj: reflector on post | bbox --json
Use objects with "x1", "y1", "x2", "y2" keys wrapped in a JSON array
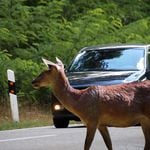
[
  {"x1": 7, "y1": 69, "x2": 19, "y2": 122},
  {"x1": 8, "y1": 81, "x2": 16, "y2": 94}
]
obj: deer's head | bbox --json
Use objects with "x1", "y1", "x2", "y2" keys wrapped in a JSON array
[{"x1": 32, "y1": 57, "x2": 64, "y2": 89}]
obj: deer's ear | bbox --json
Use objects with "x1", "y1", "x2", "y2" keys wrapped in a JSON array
[
  {"x1": 56, "y1": 57, "x2": 64, "y2": 69},
  {"x1": 42, "y1": 58, "x2": 56, "y2": 68}
]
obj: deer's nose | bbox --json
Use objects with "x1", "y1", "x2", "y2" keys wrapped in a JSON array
[
  {"x1": 31, "y1": 80, "x2": 37, "y2": 86},
  {"x1": 32, "y1": 80, "x2": 36, "y2": 85},
  {"x1": 32, "y1": 79, "x2": 39, "y2": 88}
]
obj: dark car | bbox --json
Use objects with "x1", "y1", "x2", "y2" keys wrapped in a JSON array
[{"x1": 51, "y1": 44, "x2": 150, "y2": 128}]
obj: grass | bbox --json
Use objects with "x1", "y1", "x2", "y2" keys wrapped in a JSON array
[
  {"x1": 0, "y1": 102, "x2": 52, "y2": 131},
  {"x1": 0, "y1": 120, "x2": 51, "y2": 131}
]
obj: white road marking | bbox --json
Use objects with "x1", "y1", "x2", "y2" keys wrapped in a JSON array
[{"x1": 0, "y1": 134, "x2": 56, "y2": 143}]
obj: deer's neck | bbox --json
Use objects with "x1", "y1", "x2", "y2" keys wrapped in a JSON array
[{"x1": 52, "y1": 72, "x2": 80, "y2": 112}]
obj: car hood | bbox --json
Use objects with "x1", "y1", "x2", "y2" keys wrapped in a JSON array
[{"x1": 67, "y1": 71, "x2": 141, "y2": 88}]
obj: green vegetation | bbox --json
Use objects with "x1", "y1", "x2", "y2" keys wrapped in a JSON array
[
  {"x1": 0, "y1": 0, "x2": 150, "y2": 104},
  {"x1": 0, "y1": 120, "x2": 51, "y2": 130},
  {"x1": 0, "y1": 104, "x2": 52, "y2": 130}
]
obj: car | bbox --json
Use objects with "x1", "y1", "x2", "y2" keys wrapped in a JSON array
[{"x1": 51, "y1": 44, "x2": 150, "y2": 128}]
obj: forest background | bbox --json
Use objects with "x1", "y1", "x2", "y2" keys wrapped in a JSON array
[{"x1": 0, "y1": 0, "x2": 150, "y2": 105}]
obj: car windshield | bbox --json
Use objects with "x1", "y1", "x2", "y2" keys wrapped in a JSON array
[{"x1": 68, "y1": 47, "x2": 145, "y2": 72}]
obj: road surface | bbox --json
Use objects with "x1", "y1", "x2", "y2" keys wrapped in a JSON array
[{"x1": 0, "y1": 124, "x2": 144, "y2": 150}]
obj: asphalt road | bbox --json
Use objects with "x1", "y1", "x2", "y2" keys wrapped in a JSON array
[{"x1": 0, "y1": 124, "x2": 145, "y2": 150}]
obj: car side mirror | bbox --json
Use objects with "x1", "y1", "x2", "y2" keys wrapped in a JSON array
[{"x1": 145, "y1": 70, "x2": 150, "y2": 80}]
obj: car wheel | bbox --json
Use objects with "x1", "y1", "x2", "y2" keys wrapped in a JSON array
[{"x1": 53, "y1": 118, "x2": 69, "y2": 128}]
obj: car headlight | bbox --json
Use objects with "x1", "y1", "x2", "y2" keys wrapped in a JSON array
[{"x1": 54, "y1": 104, "x2": 64, "y2": 111}]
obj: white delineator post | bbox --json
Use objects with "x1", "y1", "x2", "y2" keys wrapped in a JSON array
[{"x1": 7, "y1": 69, "x2": 19, "y2": 122}]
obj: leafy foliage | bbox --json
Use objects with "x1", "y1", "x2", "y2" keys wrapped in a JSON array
[{"x1": 0, "y1": 0, "x2": 150, "y2": 103}]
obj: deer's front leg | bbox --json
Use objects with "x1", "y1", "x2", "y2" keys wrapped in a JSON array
[
  {"x1": 141, "y1": 119, "x2": 150, "y2": 150},
  {"x1": 84, "y1": 125, "x2": 96, "y2": 150},
  {"x1": 98, "y1": 125, "x2": 112, "y2": 150}
]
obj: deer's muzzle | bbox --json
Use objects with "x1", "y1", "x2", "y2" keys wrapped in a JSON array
[{"x1": 32, "y1": 80, "x2": 40, "y2": 89}]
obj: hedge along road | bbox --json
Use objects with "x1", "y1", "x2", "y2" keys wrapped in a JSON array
[{"x1": 0, "y1": 124, "x2": 144, "y2": 150}]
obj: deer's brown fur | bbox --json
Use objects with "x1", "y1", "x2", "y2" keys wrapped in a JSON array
[{"x1": 32, "y1": 58, "x2": 150, "y2": 150}]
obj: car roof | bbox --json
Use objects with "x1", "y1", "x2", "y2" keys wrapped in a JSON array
[{"x1": 80, "y1": 44, "x2": 150, "y2": 52}]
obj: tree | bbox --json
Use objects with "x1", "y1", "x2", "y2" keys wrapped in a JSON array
[{"x1": 0, "y1": 0, "x2": 150, "y2": 103}]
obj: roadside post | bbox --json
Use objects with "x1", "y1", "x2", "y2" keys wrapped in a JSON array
[{"x1": 7, "y1": 69, "x2": 19, "y2": 122}]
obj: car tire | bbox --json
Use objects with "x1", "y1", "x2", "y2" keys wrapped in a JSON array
[{"x1": 53, "y1": 118, "x2": 69, "y2": 128}]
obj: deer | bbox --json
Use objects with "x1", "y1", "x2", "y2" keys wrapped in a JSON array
[{"x1": 32, "y1": 58, "x2": 150, "y2": 150}]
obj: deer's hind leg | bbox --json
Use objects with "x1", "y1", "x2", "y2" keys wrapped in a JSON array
[
  {"x1": 98, "y1": 125, "x2": 113, "y2": 150},
  {"x1": 140, "y1": 118, "x2": 150, "y2": 150}
]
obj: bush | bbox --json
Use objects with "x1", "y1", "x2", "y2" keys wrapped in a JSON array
[{"x1": 0, "y1": 0, "x2": 150, "y2": 104}]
